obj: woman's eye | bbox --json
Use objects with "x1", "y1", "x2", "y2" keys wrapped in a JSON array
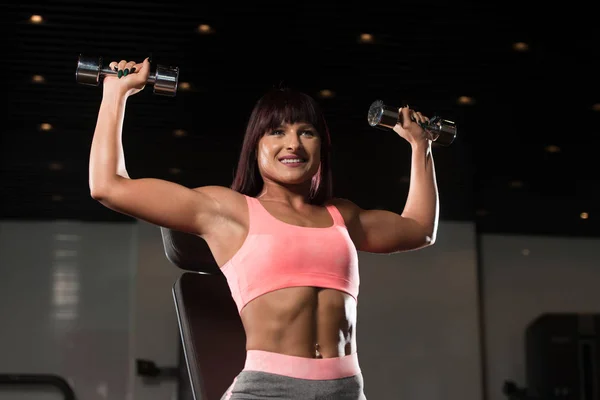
[{"x1": 302, "y1": 130, "x2": 315, "y2": 136}]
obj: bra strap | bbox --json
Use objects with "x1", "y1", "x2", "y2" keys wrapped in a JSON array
[
  {"x1": 326, "y1": 204, "x2": 346, "y2": 227},
  {"x1": 244, "y1": 195, "x2": 278, "y2": 232}
]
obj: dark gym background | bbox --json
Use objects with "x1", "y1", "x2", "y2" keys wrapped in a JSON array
[{"x1": 2, "y1": 2, "x2": 599, "y2": 400}]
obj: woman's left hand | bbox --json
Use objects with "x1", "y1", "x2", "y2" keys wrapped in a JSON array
[{"x1": 393, "y1": 106, "x2": 430, "y2": 146}]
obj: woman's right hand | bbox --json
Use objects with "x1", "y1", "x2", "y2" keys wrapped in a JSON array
[{"x1": 103, "y1": 57, "x2": 151, "y2": 98}]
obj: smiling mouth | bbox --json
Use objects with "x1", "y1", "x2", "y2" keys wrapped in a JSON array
[{"x1": 280, "y1": 158, "x2": 307, "y2": 165}]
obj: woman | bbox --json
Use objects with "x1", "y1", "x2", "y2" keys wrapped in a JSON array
[{"x1": 89, "y1": 58, "x2": 439, "y2": 399}]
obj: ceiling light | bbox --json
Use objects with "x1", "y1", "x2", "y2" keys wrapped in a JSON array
[
  {"x1": 197, "y1": 24, "x2": 214, "y2": 34},
  {"x1": 545, "y1": 145, "x2": 560, "y2": 153},
  {"x1": 173, "y1": 129, "x2": 187, "y2": 137},
  {"x1": 457, "y1": 96, "x2": 475, "y2": 105},
  {"x1": 512, "y1": 42, "x2": 529, "y2": 52},
  {"x1": 178, "y1": 82, "x2": 191, "y2": 91},
  {"x1": 591, "y1": 104, "x2": 600, "y2": 112},
  {"x1": 580, "y1": 212, "x2": 589, "y2": 220},
  {"x1": 32, "y1": 75, "x2": 45, "y2": 83},
  {"x1": 30, "y1": 15, "x2": 43, "y2": 24},
  {"x1": 318, "y1": 89, "x2": 335, "y2": 98},
  {"x1": 358, "y1": 33, "x2": 374, "y2": 44},
  {"x1": 39, "y1": 123, "x2": 52, "y2": 131},
  {"x1": 510, "y1": 180, "x2": 524, "y2": 188}
]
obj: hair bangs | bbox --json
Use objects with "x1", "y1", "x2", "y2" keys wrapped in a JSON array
[{"x1": 258, "y1": 90, "x2": 325, "y2": 137}]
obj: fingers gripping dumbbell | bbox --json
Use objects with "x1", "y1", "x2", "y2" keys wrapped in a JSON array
[{"x1": 75, "y1": 54, "x2": 179, "y2": 96}]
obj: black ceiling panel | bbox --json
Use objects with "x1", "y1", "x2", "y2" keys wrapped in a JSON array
[{"x1": 3, "y1": 1, "x2": 599, "y2": 238}]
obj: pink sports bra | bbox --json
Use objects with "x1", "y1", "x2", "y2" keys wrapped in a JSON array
[{"x1": 220, "y1": 195, "x2": 360, "y2": 313}]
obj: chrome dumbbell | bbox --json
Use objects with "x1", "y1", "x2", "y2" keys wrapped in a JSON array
[
  {"x1": 367, "y1": 99, "x2": 457, "y2": 146},
  {"x1": 75, "y1": 54, "x2": 179, "y2": 96}
]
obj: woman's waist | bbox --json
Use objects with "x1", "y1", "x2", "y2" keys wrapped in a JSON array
[
  {"x1": 245, "y1": 336, "x2": 357, "y2": 360},
  {"x1": 241, "y1": 348, "x2": 361, "y2": 380}
]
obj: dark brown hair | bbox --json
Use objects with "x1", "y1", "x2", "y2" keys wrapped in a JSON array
[{"x1": 230, "y1": 87, "x2": 332, "y2": 204}]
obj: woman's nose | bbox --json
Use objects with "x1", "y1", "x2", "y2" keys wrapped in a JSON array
[{"x1": 285, "y1": 134, "x2": 302, "y2": 150}]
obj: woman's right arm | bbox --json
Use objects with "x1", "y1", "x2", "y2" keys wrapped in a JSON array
[{"x1": 88, "y1": 58, "x2": 237, "y2": 237}]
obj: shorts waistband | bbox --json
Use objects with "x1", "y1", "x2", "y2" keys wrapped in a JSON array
[{"x1": 243, "y1": 350, "x2": 361, "y2": 380}]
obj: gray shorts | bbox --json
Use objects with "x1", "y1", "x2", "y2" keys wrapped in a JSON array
[
  {"x1": 221, "y1": 370, "x2": 366, "y2": 399},
  {"x1": 221, "y1": 350, "x2": 366, "y2": 399}
]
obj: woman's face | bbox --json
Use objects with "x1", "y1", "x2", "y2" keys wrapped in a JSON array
[{"x1": 256, "y1": 121, "x2": 321, "y2": 186}]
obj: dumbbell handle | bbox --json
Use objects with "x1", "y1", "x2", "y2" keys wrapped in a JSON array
[{"x1": 96, "y1": 65, "x2": 160, "y2": 84}]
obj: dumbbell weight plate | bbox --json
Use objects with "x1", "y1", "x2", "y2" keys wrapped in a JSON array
[
  {"x1": 76, "y1": 54, "x2": 103, "y2": 86},
  {"x1": 153, "y1": 64, "x2": 179, "y2": 96},
  {"x1": 367, "y1": 99, "x2": 397, "y2": 130}
]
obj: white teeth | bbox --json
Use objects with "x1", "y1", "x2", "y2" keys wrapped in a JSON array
[{"x1": 281, "y1": 158, "x2": 304, "y2": 163}]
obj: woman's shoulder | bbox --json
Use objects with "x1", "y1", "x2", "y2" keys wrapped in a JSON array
[
  {"x1": 325, "y1": 197, "x2": 361, "y2": 221},
  {"x1": 326, "y1": 197, "x2": 359, "y2": 208}
]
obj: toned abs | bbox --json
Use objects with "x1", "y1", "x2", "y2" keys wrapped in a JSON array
[{"x1": 241, "y1": 287, "x2": 357, "y2": 359}]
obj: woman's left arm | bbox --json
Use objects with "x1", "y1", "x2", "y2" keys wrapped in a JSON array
[{"x1": 338, "y1": 107, "x2": 439, "y2": 254}]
